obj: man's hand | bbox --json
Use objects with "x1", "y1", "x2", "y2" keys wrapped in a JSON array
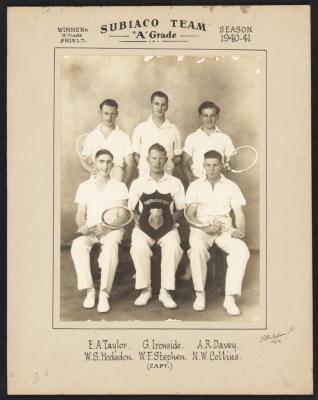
[
  {"x1": 202, "y1": 222, "x2": 222, "y2": 235},
  {"x1": 90, "y1": 224, "x2": 111, "y2": 238},
  {"x1": 230, "y1": 229, "x2": 245, "y2": 239},
  {"x1": 79, "y1": 224, "x2": 97, "y2": 235}
]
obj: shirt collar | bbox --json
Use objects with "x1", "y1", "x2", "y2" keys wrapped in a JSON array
[
  {"x1": 97, "y1": 124, "x2": 119, "y2": 135},
  {"x1": 146, "y1": 172, "x2": 169, "y2": 182},
  {"x1": 198, "y1": 125, "x2": 222, "y2": 135},
  {"x1": 201, "y1": 173, "x2": 226, "y2": 184},
  {"x1": 148, "y1": 115, "x2": 171, "y2": 128}
]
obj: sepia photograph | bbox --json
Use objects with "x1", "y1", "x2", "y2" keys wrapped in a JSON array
[{"x1": 57, "y1": 53, "x2": 264, "y2": 325}]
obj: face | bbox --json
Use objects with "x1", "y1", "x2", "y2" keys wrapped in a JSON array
[
  {"x1": 151, "y1": 96, "x2": 168, "y2": 118},
  {"x1": 147, "y1": 149, "x2": 167, "y2": 173},
  {"x1": 99, "y1": 104, "x2": 118, "y2": 128},
  {"x1": 200, "y1": 107, "x2": 219, "y2": 130},
  {"x1": 94, "y1": 154, "x2": 114, "y2": 178},
  {"x1": 203, "y1": 157, "x2": 222, "y2": 180}
]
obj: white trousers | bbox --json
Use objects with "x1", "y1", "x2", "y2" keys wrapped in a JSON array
[
  {"x1": 188, "y1": 228, "x2": 250, "y2": 296},
  {"x1": 70, "y1": 229, "x2": 124, "y2": 295},
  {"x1": 130, "y1": 227, "x2": 183, "y2": 291}
]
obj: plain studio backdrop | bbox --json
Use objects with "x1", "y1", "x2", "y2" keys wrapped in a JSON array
[{"x1": 59, "y1": 55, "x2": 261, "y2": 250}]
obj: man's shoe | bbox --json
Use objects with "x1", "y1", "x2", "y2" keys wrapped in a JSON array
[
  {"x1": 223, "y1": 295, "x2": 240, "y2": 316},
  {"x1": 83, "y1": 288, "x2": 95, "y2": 309},
  {"x1": 158, "y1": 290, "x2": 177, "y2": 309},
  {"x1": 97, "y1": 291, "x2": 110, "y2": 313},
  {"x1": 193, "y1": 292, "x2": 205, "y2": 311},
  {"x1": 134, "y1": 288, "x2": 152, "y2": 306}
]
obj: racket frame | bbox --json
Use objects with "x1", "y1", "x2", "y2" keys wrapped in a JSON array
[
  {"x1": 228, "y1": 145, "x2": 259, "y2": 174},
  {"x1": 101, "y1": 205, "x2": 134, "y2": 229}
]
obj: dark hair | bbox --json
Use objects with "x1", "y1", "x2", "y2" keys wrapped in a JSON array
[
  {"x1": 204, "y1": 150, "x2": 222, "y2": 162},
  {"x1": 148, "y1": 143, "x2": 167, "y2": 156},
  {"x1": 198, "y1": 101, "x2": 220, "y2": 115},
  {"x1": 95, "y1": 149, "x2": 114, "y2": 160},
  {"x1": 99, "y1": 98, "x2": 118, "y2": 110},
  {"x1": 150, "y1": 91, "x2": 169, "y2": 103}
]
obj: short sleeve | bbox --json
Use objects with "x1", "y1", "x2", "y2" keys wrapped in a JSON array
[
  {"x1": 185, "y1": 181, "x2": 198, "y2": 205},
  {"x1": 75, "y1": 183, "x2": 88, "y2": 205},
  {"x1": 183, "y1": 134, "x2": 194, "y2": 157},
  {"x1": 224, "y1": 135, "x2": 235, "y2": 159},
  {"x1": 229, "y1": 183, "x2": 246, "y2": 209},
  {"x1": 128, "y1": 179, "x2": 141, "y2": 210},
  {"x1": 132, "y1": 125, "x2": 142, "y2": 154},
  {"x1": 172, "y1": 178, "x2": 185, "y2": 210}
]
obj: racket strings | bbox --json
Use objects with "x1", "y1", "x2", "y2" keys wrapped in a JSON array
[
  {"x1": 102, "y1": 207, "x2": 133, "y2": 228},
  {"x1": 228, "y1": 146, "x2": 258, "y2": 173}
]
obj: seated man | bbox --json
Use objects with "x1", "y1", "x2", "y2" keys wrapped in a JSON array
[
  {"x1": 71, "y1": 149, "x2": 129, "y2": 313},
  {"x1": 128, "y1": 143, "x2": 185, "y2": 309},
  {"x1": 80, "y1": 98, "x2": 134, "y2": 184},
  {"x1": 185, "y1": 150, "x2": 250, "y2": 315}
]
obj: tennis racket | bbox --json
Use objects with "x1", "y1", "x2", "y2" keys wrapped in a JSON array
[
  {"x1": 184, "y1": 202, "x2": 248, "y2": 241},
  {"x1": 76, "y1": 134, "x2": 91, "y2": 161},
  {"x1": 63, "y1": 206, "x2": 133, "y2": 244},
  {"x1": 225, "y1": 145, "x2": 258, "y2": 174}
]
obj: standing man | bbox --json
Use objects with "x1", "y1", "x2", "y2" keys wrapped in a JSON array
[
  {"x1": 132, "y1": 91, "x2": 182, "y2": 176},
  {"x1": 185, "y1": 150, "x2": 250, "y2": 315},
  {"x1": 129, "y1": 143, "x2": 185, "y2": 309},
  {"x1": 80, "y1": 98, "x2": 134, "y2": 184},
  {"x1": 182, "y1": 101, "x2": 235, "y2": 182},
  {"x1": 71, "y1": 149, "x2": 129, "y2": 313}
]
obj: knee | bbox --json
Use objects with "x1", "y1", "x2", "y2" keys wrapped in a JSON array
[
  {"x1": 188, "y1": 242, "x2": 208, "y2": 255},
  {"x1": 131, "y1": 239, "x2": 151, "y2": 256},
  {"x1": 71, "y1": 237, "x2": 86, "y2": 253},
  {"x1": 231, "y1": 240, "x2": 250, "y2": 259}
]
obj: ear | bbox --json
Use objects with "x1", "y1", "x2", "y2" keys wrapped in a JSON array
[{"x1": 146, "y1": 156, "x2": 150, "y2": 164}]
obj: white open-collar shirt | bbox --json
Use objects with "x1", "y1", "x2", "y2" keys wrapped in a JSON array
[
  {"x1": 183, "y1": 126, "x2": 235, "y2": 178},
  {"x1": 128, "y1": 173, "x2": 185, "y2": 212},
  {"x1": 132, "y1": 116, "x2": 182, "y2": 175},
  {"x1": 75, "y1": 176, "x2": 129, "y2": 226},
  {"x1": 185, "y1": 174, "x2": 246, "y2": 218},
  {"x1": 81, "y1": 124, "x2": 133, "y2": 166}
]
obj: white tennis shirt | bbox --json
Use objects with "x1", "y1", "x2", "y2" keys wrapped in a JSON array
[
  {"x1": 185, "y1": 174, "x2": 246, "y2": 217},
  {"x1": 183, "y1": 126, "x2": 235, "y2": 178},
  {"x1": 81, "y1": 124, "x2": 133, "y2": 166},
  {"x1": 132, "y1": 116, "x2": 182, "y2": 175},
  {"x1": 75, "y1": 176, "x2": 129, "y2": 226}
]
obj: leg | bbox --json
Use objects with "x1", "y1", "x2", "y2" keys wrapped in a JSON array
[
  {"x1": 157, "y1": 228, "x2": 183, "y2": 309},
  {"x1": 97, "y1": 229, "x2": 124, "y2": 312},
  {"x1": 215, "y1": 233, "x2": 250, "y2": 296},
  {"x1": 188, "y1": 228, "x2": 215, "y2": 292},
  {"x1": 188, "y1": 228, "x2": 215, "y2": 311},
  {"x1": 157, "y1": 228, "x2": 183, "y2": 291},
  {"x1": 70, "y1": 235, "x2": 97, "y2": 290},
  {"x1": 215, "y1": 233, "x2": 250, "y2": 315},
  {"x1": 98, "y1": 229, "x2": 125, "y2": 294},
  {"x1": 70, "y1": 234, "x2": 98, "y2": 308},
  {"x1": 130, "y1": 227, "x2": 154, "y2": 305}
]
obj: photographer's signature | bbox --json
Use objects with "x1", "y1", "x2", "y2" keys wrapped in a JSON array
[{"x1": 260, "y1": 326, "x2": 295, "y2": 344}]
